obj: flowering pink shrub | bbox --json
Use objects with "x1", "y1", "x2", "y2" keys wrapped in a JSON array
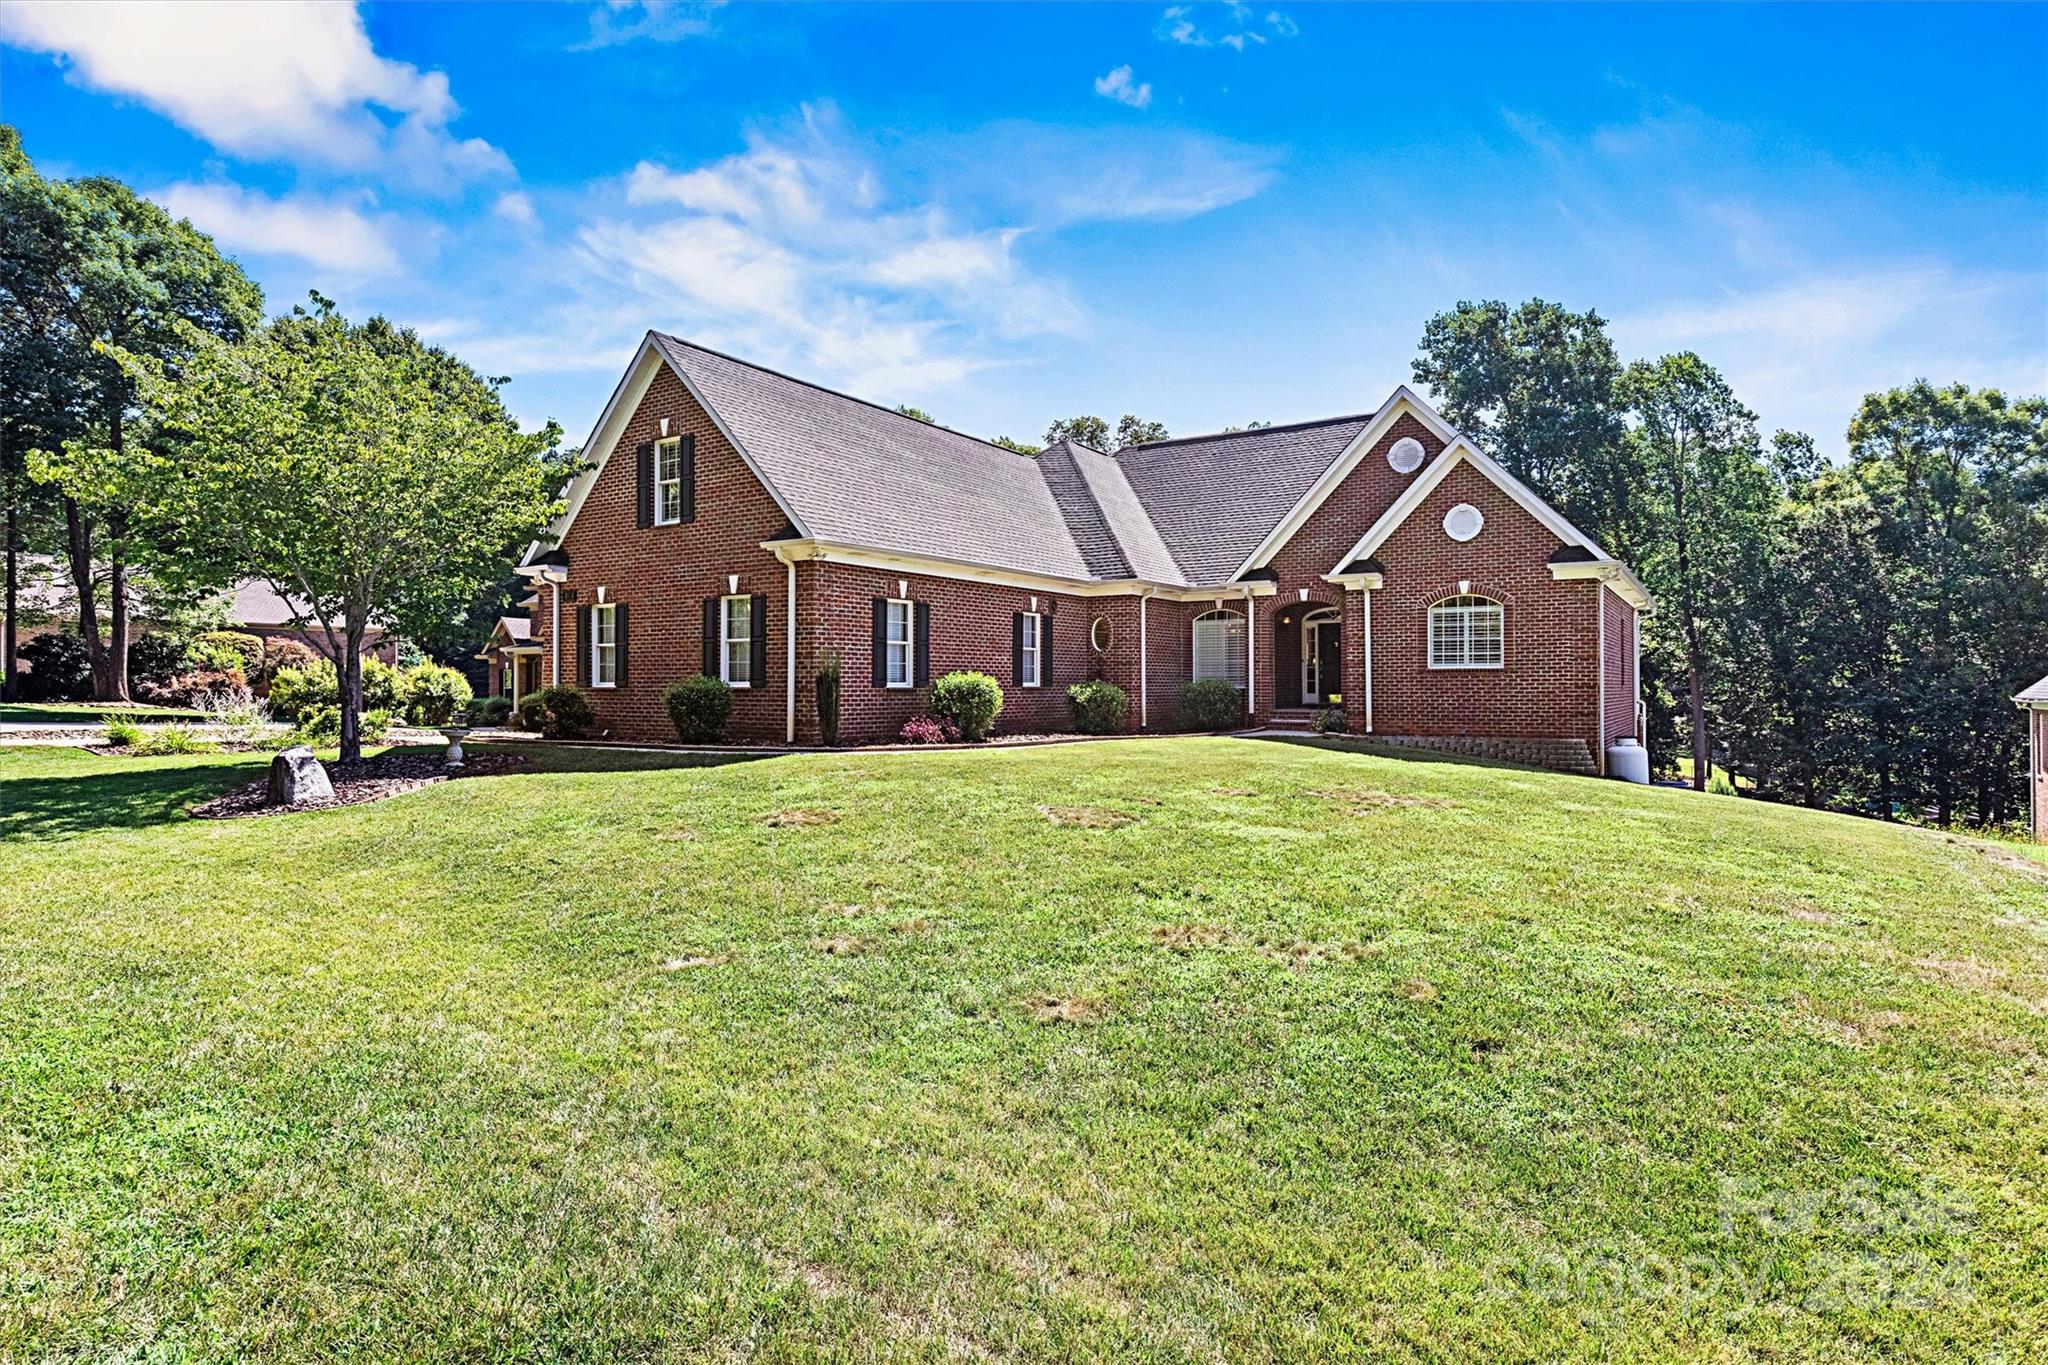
[{"x1": 898, "y1": 715, "x2": 960, "y2": 744}]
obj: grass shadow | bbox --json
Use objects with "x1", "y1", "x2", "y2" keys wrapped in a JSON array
[{"x1": 0, "y1": 756, "x2": 260, "y2": 841}]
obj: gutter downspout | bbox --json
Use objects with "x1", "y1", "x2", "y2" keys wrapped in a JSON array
[
  {"x1": 550, "y1": 581, "x2": 561, "y2": 687},
  {"x1": 1363, "y1": 589, "x2": 1373, "y2": 733},
  {"x1": 1244, "y1": 586, "x2": 1256, "y2": 723}
]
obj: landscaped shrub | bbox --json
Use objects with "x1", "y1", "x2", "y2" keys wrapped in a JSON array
[
  {"x1": 18, "y1": 632, "x2": 91, "y2": 702},
  {"x1": 266, "y1": 660, "x2": 338, "y2": 721},
  {"x1": 134, "y1": 722, "x2": 215, "y2": 756},
  {"x1": 1179, "y1": 679, "x2": 1244, "y2": 731},
  {"x1": 516, "y1": 684, "x2": 594, "y2": 739},
  {"x1": 1066, "y1": 680, "x2": 1129, "y2": 735},
  {"x1": 360, "y1": 655, "x2": 406, "y2": 712},
  {"x1": 103, "y1": 718, "x2": 143, "y2": 748},
  {"x1": 142, "y1": 667, "x2": 249, "y2": 709},
  {"x1": 1314, "y1": 705, "x2": 1348, "y2": 735},
  {"x1": 258, "y1": 638, "x2": 317, "y2": 690},
  {"x1": 815, "y1": 650, "x2": 842, "y2": 746},
  {"x1": 293, "y1": 705, "x2": 393, "y2": 747},
  {"x1": 664, "y1": 675, "x2": 733, "y2": 743},
  {"x1": 191, "y1": 630, "x2": 264, "y2": 678},
  {"x1": 464, "y1": 695, "x2": 514, "y2": 726},
  {"x1": 929, "y1": 670, "x2": 1002, "y2": 742},
  {"x1": 898, "y1": 715, "x2": 959, "y2": 745},
  {"x1": 128, "y1": 633, "x2": 189, "y2": 692},
  {"x1": 403, "y1": 662, "x2": 474, "y2": 726}
]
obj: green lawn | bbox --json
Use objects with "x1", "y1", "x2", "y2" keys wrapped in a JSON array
[
  {"x1": 0, "y1": 701, "x2": 202, "y2": 726},
  {"x1": 2, "y1": 739, "x2": 2042, "y2": 1361}
]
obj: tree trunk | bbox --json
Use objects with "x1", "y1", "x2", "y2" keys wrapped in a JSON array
[
  {"x1": 340, "y1": 618, "x2": 365, "y2": 764},
  {"x1": 3, "y1": 491, "x2": 17, "y2": 703},
  {"x1": 100, "y1": 511, "x2": 131, "y2": 703},
  {"x1": 62, "y1": 495, "x2": 108, "y2": 689}
]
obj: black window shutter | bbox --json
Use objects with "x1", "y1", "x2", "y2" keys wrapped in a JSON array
[
  {"x1": 871, "y1": 599, "x2": 888, "y2": 686},
  {"x1": 635, "y1": 442, "x2": 654, "y2": 528},
  {"x1": 749, "y1": 593, "x2": 768, "y2": 685},
  {"x1": 702, "y1": 598, "x2": 719, "y2": 677},
  {"x1": 680, "y1": 434, "x2": 697, "y2": 522},
  {"x1": 1012, "y1": 612, "x2": 1024, "y2": 686},
  {"x1": 914, "y1": 601, "x2": 932, "y2": 686},
  {"x1": 614, "y1": 603, "x2": 629, "y2": 687},
  {"x1": 1041, "y1": 611, "x2": 1053, "y2": 684},
  {"x1": 574, "y1": 605, "x2": 590, "y2": 687}
]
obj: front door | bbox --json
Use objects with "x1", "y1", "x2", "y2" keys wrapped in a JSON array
[{"x1": 1301, "y1": 610, "x2": 1340, "y2": 704}]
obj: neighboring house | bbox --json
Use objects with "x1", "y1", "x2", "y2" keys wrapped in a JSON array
[
  {"x1": 512, "y1": 332, "x2": 1653, "y2": 770},
  {"x1": 9, "y1": 556, "x2": 398, "y2": 670},
  {"x1": 2019, "y1": 673, "x2": 2048, "y2": 842},
  {"x1": 477, "y1": 613, "x2": 541, "y2": 703}
]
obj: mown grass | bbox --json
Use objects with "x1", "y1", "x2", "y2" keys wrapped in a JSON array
[
  {"x1": 1, "y1": 738, "x2": 2043, "y2": 1362},
  {"x1": 0, "y1": 701, "x2": 202, "y2": 726}
]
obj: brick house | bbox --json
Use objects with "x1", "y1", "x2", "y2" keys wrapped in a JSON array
[
  {"x1": 2018, "y1": 673, "x2": 2048, "y2": 841},
  {"x1": 504, "y1": 332, "x2": 1653, "y2": 770}
]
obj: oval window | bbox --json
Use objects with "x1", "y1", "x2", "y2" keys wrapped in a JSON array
[
  {"x1": 1443, "y1": 503, "x2": 1484, "y2": 542},
  {"x1": 1090, "y1": 616, "x2": 1113, "y2": 653},
  {"x1": 1388, "y1": 436, "x2": 1425, "y2": 474}
]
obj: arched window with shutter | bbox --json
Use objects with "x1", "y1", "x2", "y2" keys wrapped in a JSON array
[
  {"x1": 1428, "y1": 595, "x2": 1503, "y2": 669},
  {"x1": 1192, "y1": 608, "x2": 1247, "y2": 688}
]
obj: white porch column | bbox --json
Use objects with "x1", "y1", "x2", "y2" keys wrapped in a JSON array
[
  {"x1": 1138, "y1": 592, "x2": 1150, "y2": 730},
  {"x1": 1244, "y1": 587, "x2": 1256, "y2": 720},
  {"x1": 550, "y1": 581, "x2": 561, "y2": 686},
  {"x1": 1362, "y1": 589, "x2": 1373, "y2": 733}
]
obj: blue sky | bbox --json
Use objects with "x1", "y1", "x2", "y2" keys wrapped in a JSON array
[{"x1": 3, "y1": 1, "x2": 2043, "y2": 457}]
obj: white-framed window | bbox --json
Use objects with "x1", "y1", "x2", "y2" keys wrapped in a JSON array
[
  {"x1": 1192, "y1": 608, "x2": 1247, "y2": 689},
  {"x1": 590, "y1": 603, "x2": 618, "y2": 686},
  {"x1": 884, "y1": 598, "x2": 914, "y2": 688},
  {"x1": 1020, "y1": 612, "x2": 1042, "y2": 688},
  {"x1": 1429, "y1": 595, "x2": 1504, "y2": 669},
  {"x1": 1090, "y1": 615, "x2": 1112, "y2": 653},
  {"x1": 654, "y1": 436, "x2": 685, "y2": 524},
  {"x1": 721, "y1": 595, "x2": 752, "y2": 687}
]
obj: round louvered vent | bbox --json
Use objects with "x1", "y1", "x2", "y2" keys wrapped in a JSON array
[
  {"x1": 1388, "y1": 436, "x2": 1425, "y2": 474},
  {"x1": 1443, "y1": 503, "x2": 1484, "y2": 542}
]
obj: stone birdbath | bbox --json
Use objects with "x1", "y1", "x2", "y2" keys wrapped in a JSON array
[{"x1": 439, "y1": 725, "x2": 473, "y2": 770}]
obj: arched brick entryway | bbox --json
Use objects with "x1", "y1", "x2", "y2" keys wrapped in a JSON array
[{"x1": 1271, "y1": 601, "x2": 1341, "y2": 709}]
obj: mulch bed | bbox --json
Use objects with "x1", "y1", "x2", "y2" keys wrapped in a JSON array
[{"x1": 190, "y1": 751, "x2": 528, "y2": 820}]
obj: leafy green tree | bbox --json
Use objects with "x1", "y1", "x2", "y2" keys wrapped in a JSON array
[
  {"x1": 1618, "y1": 353, "x2": 1775, "y2": 790},
  {"x1": 894, "y1": 405, "x2": 935, "y2": 424},
  {"x1": 6, "y1": 130, "x2": 262, "y2": 699},
  {"x1": 1412, "y1": 298, "x2": 1629, "y2": 537},
  {"x1": 989, "y1": 435, "x2": 1038, "y2": 454},
  {"x1": 107, "y1": 296, "x2": 565, "y2": 761},
  {"x1": 1042, "y1": 415, "x2": 1169, "y2": 452}
]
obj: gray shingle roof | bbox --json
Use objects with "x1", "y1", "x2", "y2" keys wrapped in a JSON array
[
  {"x1": 1110, "y1": 416, "x2": 1375, "y2": 584},
  {"x1": 644, "y1": 334, "x2": 1387, "y2": 588},
  {"x1": 654, "y1": 334, "x2": 1090, "y2": 580},
  {"x1": 2016, "y1": 673, "x2": 2048, "y2": 704}
]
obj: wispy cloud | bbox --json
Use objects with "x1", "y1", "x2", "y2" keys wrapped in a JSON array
[
  {"x1": 1156, "y1": 3, "x2": 1297, "y2": 50},
  {"x1": 493, "y1": 190, "x2": 538, "y2": 227},
  {"x1": 0, "y1": 0, "x2": 510, "y2": 185},
  {"x1": 574, "y1": 0, "x2": 722, "y2": 50},
  {"x1": 154, "y1": 181, "x2": 405, "y2": 275},
  {"x1": 1093, "y1": 64, "x2": 1153, "y2": 110}
]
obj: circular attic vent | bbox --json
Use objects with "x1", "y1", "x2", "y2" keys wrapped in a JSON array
[
  {"x1": 1443, "y1": 503, "x2": 1484, "y2": 542},
  {"x1": 1387, "y1": 436, "x2": 1425, "y2": 474}
]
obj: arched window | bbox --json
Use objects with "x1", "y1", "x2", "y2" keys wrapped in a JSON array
[
  {"x1": 1192, "y1": 608, "x2": 1247, "y2": 688},
  {"x1": 1428, "y1": 595, "x2": 1503, "y2": 669}
]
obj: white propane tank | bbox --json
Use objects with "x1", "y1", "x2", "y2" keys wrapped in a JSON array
[{"x1": 1606, "y1": 738, "x2": 1650, "y2": 784}]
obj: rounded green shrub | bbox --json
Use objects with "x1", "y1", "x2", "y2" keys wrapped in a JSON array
[
  {"x1": 664, "y1": 675, "x2": 733, "y2": 743},
  {"x1": 929, "y1": 670, "x2": 1003, "y2": 742},
  {"x1": 1179, "y1": 679, "x2": 1244, "y2": 731},
  {"x1": 465, "y1": 695, "x2": 514, "y2": 726},
  {"x1": 266, "y1": 660, "x2": 338, "y2": 721},
  {"x1": 292, "y1": 705, "x2": 393, "y2": 747},
  {"x1": 403, "y1": 662, "x2": 474, "y2": 726},
  {"x1": 360, "y1": 655, "x2": 406, "y2": 712},
  {"x1": 516, "y1": 684, "x2": 594, "y2": 739},
  {"x1": 1066, "y1": 680, "x2": 1129, "y2": 735},
  {"x1": 191, "y1": 630, "x2": 264, "y2": 677}
]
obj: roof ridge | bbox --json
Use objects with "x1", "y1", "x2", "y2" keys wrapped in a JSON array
[
  {"x1": 653, "y1": 331, "x2": 1036, "y2": 462},
  {"x1": 1117, "y1": 410, "x2": 1377, "y2": 455}
]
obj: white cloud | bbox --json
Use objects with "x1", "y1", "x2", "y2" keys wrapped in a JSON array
[
  {"x1": 1156, "y1": 4, "x2": 1295, "y2": 50},
  {"x1": 1615, "y1": 267, "x2": 2048, "y2": 453},
  {"x1": 1094, "y1": 65, "x2": 1154, "y2": 109},
  {"x1": 154, "y1": 181, "x2": 403, "y2": 275},
  {"x1": 494, "y1": 191, "x2": 538, "y2": 226},
  {"x1": 575, "y1": 0, "x2": 721, "y2": 49},
  {"x1": 0, "y1": 0, "x2": 510, "y2": 184}
]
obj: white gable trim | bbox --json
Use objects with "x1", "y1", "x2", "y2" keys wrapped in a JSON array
[
  {"x1": 1327, "y1": 437, "x2": 1612, "y2": 572},
  {"x1": 520, "y1": 334, "x2": 811, "y2": 569},
  {"x1": 1227, "y1": 384, "x2": 1459, "y2": 582}
]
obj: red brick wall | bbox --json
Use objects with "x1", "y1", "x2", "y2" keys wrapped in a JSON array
[
  {"x1": 1601, "y1": 586, "x2": 1638, "y2": 748},
  {"x1": 1363, "y1": 459, "x2": 1600, "y2": 753},
  {"x1": 536, "y1": 365, "x2": 796, "y2": 743}
]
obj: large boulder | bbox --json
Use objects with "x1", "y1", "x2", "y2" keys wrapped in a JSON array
[{"x1": 267, "y1": 746, "x2": 335, "y2": 806}]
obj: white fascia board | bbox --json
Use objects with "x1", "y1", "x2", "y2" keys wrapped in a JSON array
[
  {"x1": 1225, "y1": 387, "x2": 1462, "y2": 582},
  {"x1": 763, "y1": 537, "x2": 1274, "y2": 601},
  {"x1": 1321, "y1": 572, "x2": 1384, "y2": 591},
  {"x1": 1550, "y1": 560, "x2": 1656, "y2": 613},
  {"x1": 521, "y1": 334, "x2": 813, "y2": 571}
]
